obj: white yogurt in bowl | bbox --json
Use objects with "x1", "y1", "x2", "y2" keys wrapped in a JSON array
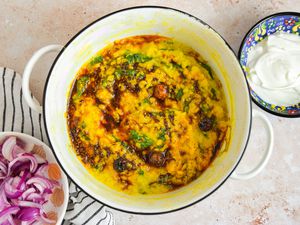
[{"x1": 247, "y1": 32, "x2": 300, "y2": 106}]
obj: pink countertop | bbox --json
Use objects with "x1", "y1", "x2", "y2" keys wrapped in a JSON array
[{"x1": 1, "y1": 1, "x2": 300, "y2": 224}]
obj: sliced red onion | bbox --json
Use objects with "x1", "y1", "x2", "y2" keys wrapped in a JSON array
[
  {"x1": 15, "y1": 138, "x2": 26, "y2": 150},
  {"x1": 2, "y1": 137, "x2": 17, "y2": 161},
  {"x1": 12, "y1": 145, "x2": 25, "y2": 159},
  {"x1": 0, "y1": 160, "x2": 7, "y2": 175},
  {"x1": 0, "y1": 206, "x2": 20, "y2": 223},
  {"x1": 43, "y1": 188, "x2": 53, "y2": 195},
  {"x1": 0, "y1": 174, "x2": 6, "y2": 180},
  {"x1": 25, "y1": 193, "x2": 43, "y2": 202},
  {"x1": 9, "y1": 162, "x2": 30, "y2": 176},
  {"x1": 8, "y1": 153, "x2": 38, "y2": 175},
  {"x1": 33, "y1": 154, "x2": 46, "y2": 164},
  {"x1": 4, "y1": 173, "x2": 28, "y2": 199},
  {"x1": 16, "y1": 170, "x2": 29, "y2": 190},
  {"x1": 4, "y1": 182, "x2": 23, "y2": 199},
  {"x1": 0, "y1": 136, "x2": 63, "y2": 224},
  {"x1": 20, "y1": 220, "x2": 35, "y2": 225},
  {"x1": 1, "y1": 217, "x2": 14, "y2": 225},
  {"x1": 16, "y1": 207, "x2": 40, "y2": 221},
  {"x1": 1, "y1": 216, "x2": 16, "y2": 225},
  {"x1": 8, "y1": 216, "x2": 16, "y2": 225},
  {"x1": 33, "y1": 183, "x2": 44, "y2": 194},
  {"x1": 26, "y1": 177, "x2": 54, "y2": 193},
  {"x1": 21, "y1": 187, "x2": 36, "y2": 200},
  {"x1": 11, "y1": 200, "x2": 41, "y2": 209},
  {"x1": 0, "y1": 185, "x2": 10, "y2": 211},
  {"x1": 34, "y1": 163, "x2": 48, "y2": 177}
]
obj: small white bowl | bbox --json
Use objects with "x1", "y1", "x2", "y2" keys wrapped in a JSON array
[{"x1": 0, "y1": 132, "x2": 69, "y2": 224}]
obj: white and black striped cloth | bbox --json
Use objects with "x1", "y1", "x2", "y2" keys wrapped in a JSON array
[{"x1": 0, "y1": 67, "x2": 114, "y2": 225}]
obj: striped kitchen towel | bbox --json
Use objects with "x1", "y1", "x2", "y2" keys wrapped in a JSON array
[{"x1": 0, "y1": 67, "x2": 114, "y2": 225}]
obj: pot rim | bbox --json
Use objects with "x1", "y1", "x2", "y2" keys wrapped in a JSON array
[{"x1": 42, "y1": 5, "x2": 252, "y2": 215}]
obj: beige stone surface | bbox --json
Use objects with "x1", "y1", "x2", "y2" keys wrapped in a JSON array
[{"x1": 1, "y1": 0, "x2": 300, "y2": 224}]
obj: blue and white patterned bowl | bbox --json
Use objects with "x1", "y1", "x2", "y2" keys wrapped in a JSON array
[{"x1": 239, "y1": 12, "x2": 300, "y2": 117}]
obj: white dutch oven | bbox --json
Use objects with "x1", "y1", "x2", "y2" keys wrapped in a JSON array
[{"x1": 22, "y1": 7, "x2": 273, "y2": 214}]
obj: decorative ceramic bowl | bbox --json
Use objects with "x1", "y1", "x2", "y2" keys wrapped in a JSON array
[{"x1": 239, "y1": 12, "x2": 300, "y2": 117}]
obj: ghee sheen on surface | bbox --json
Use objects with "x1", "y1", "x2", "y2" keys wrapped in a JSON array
[
  {"x1": 247, "y1": 32, "x2": 300, "y2": 106},
  {"x1": 67, "y1": 35, "x2": 230, "y2": 195}
]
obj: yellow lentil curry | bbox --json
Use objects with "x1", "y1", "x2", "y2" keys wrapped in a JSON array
[{"x1": 67, "y1": 35, "x2": 230, "y2": 195}]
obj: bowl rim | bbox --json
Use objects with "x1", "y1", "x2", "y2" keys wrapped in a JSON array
[
  {"x1": 0, "y1": 131, "x2": 69, "y2": 224},
  {"x1": 238, "y1": 11, "x2": 300, "y2": 118},
  {"x1": 42, "y1": 5, "x2": 252, "y2": 215}
]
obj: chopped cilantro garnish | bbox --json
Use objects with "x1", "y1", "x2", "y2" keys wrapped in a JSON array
[
  {"x1": 158, "y1": 173, "x2": 172, "y2": 185},
  {"x1": 90, "y1": 56, "x2": 103, "y2": 65},
  {"x1": 138, "y1": 169, "x2": 144, "y2": 175},
  {"x1": 129, "y1": 130, "x2": 153, "y2": 149},
  {"x1": 127, "y1": 69, "x2": 136, "y2": 76},
  {"x1": 158, "y1": 128, "x2": 167, "y2": 142},
  {"x1": 81, "y1": 122, "x2": 86, "y2": 129},
  {"x1": 143, "y1": 98, "x2": 151, "y2": 104},
  {"x1": 75, "y1": 76, "x2": 89, "y2": 98},
  {"x1": 200, "y1": 62, "x2": 213, "y2": 79},
  {"x1": 176, "y1": 88, "x2": 184, "y2": 101},
  {"x1": 183, "y1": 98, "x2": 192, "y2": 113},
  {"x1": 114, "y1": 68, "x2": 122, "y2": 79},
  {"x1": 129, "y1": 130, "x2": 140, "y2": 140},
  {"x1": 170, "y1": 60, "x2": 182, "y2": 69},
  {"x1": 125, "y1": 53, "x2": 152, "y2": 64},
  {"x1": 211, "y1": 88, "x2": 217, "y2": 100}
]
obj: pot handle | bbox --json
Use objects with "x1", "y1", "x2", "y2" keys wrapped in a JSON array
[
  {"x1": 22, "y1": 45, "x2": 63, "y2": 113},
  {"x1": 230, "y1": 108, "x2": 274, "y2": 180}
]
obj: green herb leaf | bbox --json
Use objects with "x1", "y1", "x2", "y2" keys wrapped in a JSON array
[
  {"x1": 156, "y1": 144, "x2": 165, "y2": 149},
  {"x1": 125, "y1": 53, "x2": 152, "y2": 64},
  {"x1": 158, "y1": 128, "x2": 167, "y2": 142},
  {"x1": 158, "y1": 173, "x2": 172, "y2": 185},
  {"x1": 75, "y1": 76, "x2": 90, "y2": 97},
  {"x1": 183, "y1": 99, "x2": 192, "y2": 113},
  {"x1": 139, "y1": 190, "x2": 147, "y2": 194},
  {"x1": 176, "y1": 88, "x2": 184, "y2": 101},
  {"x1": 112, "y1": 134, "x2": 120, "y2": 142},
  {"x1": 114, "y1": 68, "x2": 122, "y2": 79},
  {"x1": 198, "y1": 143, "x2": 207, "y2": 155},
  {"x1": 94, "y1": 164, "x2": 104, "y2": 172},
  {"x1": 81, "y1": 122, "x2": 86, "y2": 129},
  {"x1": 90, "y1": 56, "x2": 103, "y2": 65},
  {"x1": 138, "y1": 169, "x2": 144, "y2": 175},
  {"x1": 101, "y1": 78, "x2": 108, "y2": 87},
  {"x1": 171, "y1": 60, "x2": 182, "y2": 69},
  {"x1": 127, "y1": 69, "x2": 136, "y2": 76},
  {"x1": 140, "y1": 136, "x2": 153, "y2": 149},
  {"x1": 129, "y1": 130, "x2": 153, "y2": 149},
  {"x1": 200, "y1": 102, "x2": 210, "y2": 113},
  {"x1": 137, "y1": 73, "x2": 145, "y2": 80},
  {"x1": 211, "y1": 88, "x2": 217, "y2": 100},
  {"x1": 143, "y1": 98, "x2": 151, "y2": 104},
  {"x1": 80, "y1": 132, "x2": 90, "y2": 141},
  {"x1": 159, "y1": 48, "x2": 174, "y2": 51},
  {"x1": 130, "y1": 130, "x2": 141, "y2": 140},
  {"x1": 200, "y1": 62, "x2": 213, "y2": 79},
  {"x1": 121, "y1": 141, "x2": 131, "y2": 151}
]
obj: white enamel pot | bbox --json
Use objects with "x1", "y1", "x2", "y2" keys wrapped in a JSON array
[{"x1": 22, "y1": 6, "x2": 274, "y2": 214}]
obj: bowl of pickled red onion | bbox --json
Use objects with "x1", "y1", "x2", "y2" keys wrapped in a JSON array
[{"x1": 0, "y1": 132, "x2": 69, "y2": 224}]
